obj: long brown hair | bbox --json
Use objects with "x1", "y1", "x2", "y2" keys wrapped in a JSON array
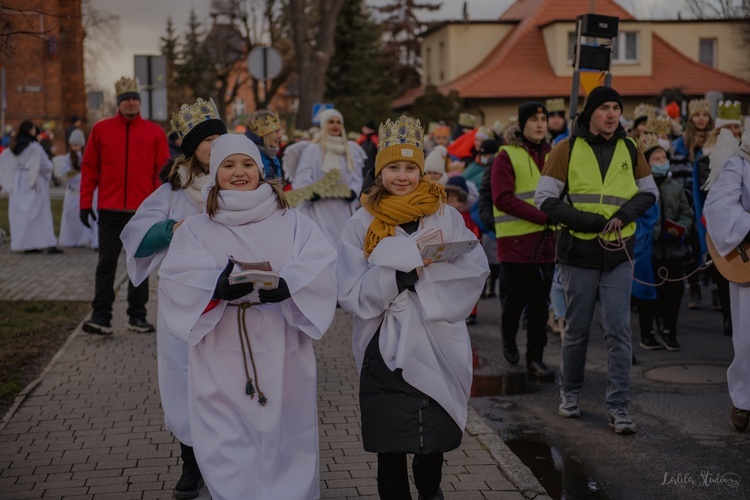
[
  {"x1": 205, "y1": 178, "x2": 290, "y2": 219},
  {"x1": 684, "y1": 116, "x2": 714, "y2": 161},
  {"x1": 167, "y1": 155, "x2": 207, "y2": 191}
]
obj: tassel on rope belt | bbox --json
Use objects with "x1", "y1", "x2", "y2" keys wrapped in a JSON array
[{"x1": 228, "y1": 302, "x2": 267, "y2": 406}]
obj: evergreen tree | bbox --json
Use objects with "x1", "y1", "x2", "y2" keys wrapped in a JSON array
[
  {"x1": 177, "y1": 10, "x2": 216, "y2": 106},
  {"x1": 159, "y1": 17, "x2": 190, "y2": 117},
  {"x1": 325, "y1": 0, "x2": 394, "y2": 131},
  {"x1": 410, "y1": 84, "x2": 464, "y2": 127},
  {"x1": 375, "y1": 0, "x2": 441, "y2": 94}
]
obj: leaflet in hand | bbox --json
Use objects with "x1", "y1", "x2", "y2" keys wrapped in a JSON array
[
  {"x1": 228, "y1": 257, "x2": 279, "y2": 289},
  {"x1": 412, "y1": 227, "x2": 480, "y2": 261}
]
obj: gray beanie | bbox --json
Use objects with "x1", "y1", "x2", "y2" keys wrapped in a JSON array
[{"x1": 68, "y1": 129, "x2": 86, "y2": 147}]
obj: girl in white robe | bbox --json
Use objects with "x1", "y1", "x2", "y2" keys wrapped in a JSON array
[
  {"x1": 0, "y1": 121, "x2": 60, "y2": 253},
  {"x1": 59, "y1": 129, "x2": 98, "y2": 247},
  {"x1": 703, "y1": 130, "x2": 750, "y2": 431},
  {"x1": 158, "y1": 134, "x2": 337, "y2": 500},
  {"x1": 337, "y1": 116, "x2": 489, "y2": 499},
  {"x1": 291, "y1": 108, "x2": 364, "y2": 249},
  {"x1": 120, "y1": 97, "x2": 227, "y2": 499}
]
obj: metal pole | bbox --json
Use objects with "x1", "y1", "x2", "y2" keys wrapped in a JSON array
[
  {"x1": 147, "y1": 56, "x2": 153, "y2": 120},
  {"x1": 569, "y1": 16, "x2": 583, "y2": 126},
  {"x1": 261, "y1": 47, "x2": 269, "y2": 110},
  {"x1": 1, "y1": 67, "x2": 5, "y2": 139}
]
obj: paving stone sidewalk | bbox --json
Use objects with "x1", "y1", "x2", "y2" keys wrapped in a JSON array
[{"x1": 0, "y1": 245, "x2": 547, "y2": 499}]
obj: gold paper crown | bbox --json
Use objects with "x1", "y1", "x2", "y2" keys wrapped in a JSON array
[
  {"x1": 546, "y1": 98, "x2": 566, "y2": 113},
  {"x1": 114, "y1": 76, "x2": 139, "y2": 96},
  {"x1": 247, "y1": 111, "x2": 281, "y2": 137},
  {"x1": 688, "y1": 99, "x2": 710, "y2": 116},
  {"x1": 378, "y1": 115, "x2": 424, "y2": 152},
  {"x1": 170, "y1": 98, "x2": 221, "y2": 141},
  {"x1": 458, "y1": 113, "x2": 477, "y2": 128},
  {"x1": 646, "y1": 115, "x2": 672, "y2": 136},
  {"x1": 636, "y1": 132, "x2": 660, "y2": 153},
  {"x1": 433, "y1": 125, "x2": 450, "y2": 137},
  {"x1": 717, "y1": 100, "x2": 742, "y2": 121},
  {"x1": 633, "y1": 103, "x2": 655, "y2": 120}
]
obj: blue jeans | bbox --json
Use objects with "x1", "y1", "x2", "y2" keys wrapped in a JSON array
[{"x1": 558, "y1": 262, "x2": 633, "y2": 408}]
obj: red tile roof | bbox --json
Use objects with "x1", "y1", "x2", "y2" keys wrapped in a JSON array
[{"x1": 392, "y1": 0, "x2": 750, "y2": 108}]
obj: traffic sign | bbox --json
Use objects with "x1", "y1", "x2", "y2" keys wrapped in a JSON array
[
  {"x1": 247, "y1": 46, "x2": 282, "y2": 81},
  {"x1": 312, "y1": 103, "x2": 335, "y2": 125}
]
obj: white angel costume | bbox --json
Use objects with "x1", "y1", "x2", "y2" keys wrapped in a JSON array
[
  {"x1": 337, "y1": 205, "x2": 489, "y2": 433},
  {"x1": 704, "y1": 130, "x2": 750, "y2": 413},
  {"x1": 0, "y1": 141, "x2": 57, "y2": 251},
  {"x1": 158, "y1": 135, "x2": 337, "y2": 500},
  {"x1": 291, "y1": 139, "x2": 364, "y2": 248},
  {"x1": 119, "y1": 177, "x2": 207, "y2": 445},
  {"x1": 59, "y1": 153, "x2": 98, "y2": 248}
]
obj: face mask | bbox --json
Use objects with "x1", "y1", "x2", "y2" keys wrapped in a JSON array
[
  {"x1": 658, "y1": 138, "x2": 671, "y2": 152},
  {"x1": 651, "y1": 162, "x2": 670, "y2": 177}
]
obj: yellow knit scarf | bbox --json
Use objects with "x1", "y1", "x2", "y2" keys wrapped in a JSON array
[{"x1": 361, "y1": 179, "x2": 446, "y2": 258}]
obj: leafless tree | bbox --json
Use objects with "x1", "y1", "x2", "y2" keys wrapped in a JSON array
[{"x1": 82, "y1": 0, "x2": 120, "y2": 93}]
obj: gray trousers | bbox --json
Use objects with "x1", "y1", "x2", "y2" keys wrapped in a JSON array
[{"x1": 559, "y1": 262, "x2": 633, "y2": 408}]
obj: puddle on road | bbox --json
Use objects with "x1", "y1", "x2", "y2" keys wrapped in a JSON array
[
  {"x1": 471, "y1": 373, "x2": 541, "y2": 396},
  {"x1": 505, "y1": 439, "x2": 609, "y2": 500}
]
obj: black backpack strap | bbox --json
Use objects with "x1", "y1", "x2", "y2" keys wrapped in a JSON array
[{"x1": 560, "y1": 136, "x2": 575, "y2": 202}]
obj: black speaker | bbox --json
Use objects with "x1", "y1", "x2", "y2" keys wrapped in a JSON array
[
  {"x1": 577, "y1": 45, "x2": 612, "y2": 71},
  {"x1": 579, "y1": 14, "x2": 619, "y2": 39}
]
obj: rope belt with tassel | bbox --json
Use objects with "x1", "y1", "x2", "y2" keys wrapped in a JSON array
[{"x1": 229, "y1": 302, "x2": 267, "y2": 406}]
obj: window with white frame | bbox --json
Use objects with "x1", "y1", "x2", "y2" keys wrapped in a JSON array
[
  {"x1": 568, "y1": 31, "x2": 639, "y2": 64},
  {"x1": 699, "y1": 38, "x2": 717, "y2": 67}
]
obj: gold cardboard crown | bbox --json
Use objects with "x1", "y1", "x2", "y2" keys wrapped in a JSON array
[
  {"x1": 637, "y1": 132, "x2": 660, "y2": 153},
  {"x1": 114, "y1": 76, "x2": 139, "y2": 96},
  {"x1": 170, "y1": 98, "x2": 221, "y2": 141},
  {"x1": 688, "y1": 99, "x2": 710, "y2": 116},
  {"x1": 646, "y1": 115, "x2": 672, "y2": 136},
  {"x1": 378, "y1": 115, "x2": 424, "y2": 152},
  {"x1": 633, "y1": 103, "x2": 655, "y2": 120},
  {"x1": 248, "y1": 111, "x2": 281, "y2": 137},
  {"x1": 546, "y1": 98, "x2": 566, "y2": 113},
  {"x1": 717, "y1": 100, "x2": 742, "y2": 121},
  {"x1": 458, "y1": 113, "x2": 477, "y2": 128}
]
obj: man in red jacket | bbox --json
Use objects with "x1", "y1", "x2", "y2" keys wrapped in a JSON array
[{"x1": 79, "y1": 77, "x2": 169, "y2": 335}]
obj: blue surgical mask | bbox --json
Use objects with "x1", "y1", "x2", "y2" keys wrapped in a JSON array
[{"x1": 651, "y1": 162, "x2": 670, "y2": 177}]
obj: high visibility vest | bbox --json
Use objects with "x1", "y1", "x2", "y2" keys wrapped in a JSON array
[
  {"x1": 493, "y1": 146, "x2": 548, "y2": 238},
  {"x1": 567, "y1": 138, "x2": 639, "y2": 241}
]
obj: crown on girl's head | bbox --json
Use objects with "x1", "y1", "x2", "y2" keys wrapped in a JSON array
[
  {"x1": 378, "y1": 115, "x2": 424, "y2": 152},
  {"x1": 646, "y1": 115, "x2": 673, "y2": 136},
  {"x1": 170, "y1": 98, "x2": 221, "y2": 141},
  {"x1": 114, "y1": 76, "x2": 139, "y2": 96},
  {"x1": 546, "y1": 98, "x2": 566, "y2": 113},
  {"x1": 633, "y1": 103, "x2": 655, "y2": 120},
  {"x1": 637, "y1": 132, "x2": 660, "y2": 153},
  {"x1": 248, "y1": 111, "x2": 281, "y2": 137},
  {"x1": 717, "y1": 100, "x2": 742, "y2": 121},
  {"x1": 458, "y1": 113, "x2": 477, "y2": 128},
  {"x1": 688, "y1": 99, "x2": 711, "y2": 117}
]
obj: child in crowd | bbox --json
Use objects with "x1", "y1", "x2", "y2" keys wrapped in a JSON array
[
  {"x1": 59, "y1": 129, "x2": 98, "y2": 248},
  {"x1": 157, "y1": 134, "x2": 337, "y2": 500},
  {"x1": 120, "y1": 98, "x2": 226, "y2": 498},
  {"x1": 337, "y1": 115, "x2": 489, "y2": 500}
]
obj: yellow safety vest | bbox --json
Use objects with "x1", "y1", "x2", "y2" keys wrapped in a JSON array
[
  {"x1": 493, "y1": 146, "x2": 549, "y2": 238},
  {"x1": 567, "y1": 138, "x2": 639, "y2": 241}
]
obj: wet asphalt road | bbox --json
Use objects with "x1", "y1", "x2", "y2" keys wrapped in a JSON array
[{"x1": 467, "y1": 283, "x2": 750, "y2": 500}]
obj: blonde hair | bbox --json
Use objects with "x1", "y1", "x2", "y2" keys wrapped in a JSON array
[
  {"x1": 684, "y1": 116, "x2": 715, "y2": 161},
  {"x1": 205, "y1": 178, "x2": 289, "y2": 219}
]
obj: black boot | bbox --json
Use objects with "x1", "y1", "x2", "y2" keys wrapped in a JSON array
[
  {"x1": 174, "y1": 442, "x2": 203, "y2": 499},
  {"x1": 661, "y1": 328, "x2": 680, "y2": 352}
]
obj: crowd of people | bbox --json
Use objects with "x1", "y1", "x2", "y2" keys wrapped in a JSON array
[{"x1": 0, "y1": 75, "x2": 748, "y2": 499}]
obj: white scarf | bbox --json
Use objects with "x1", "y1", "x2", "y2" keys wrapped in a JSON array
[
  {"x1": 321, "y1": 136, "x2": 353, "y2": 173},
  {"x1": 178, "y1": 166, "x2": 210, "y2": 208},
  {"x1": 211, "y1": 183, "x2": 279, "y2": 226}
]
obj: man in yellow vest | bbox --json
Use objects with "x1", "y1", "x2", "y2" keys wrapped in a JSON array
[
  {"x1": 535, "y1": 87, "x2": 658, "y2": 434},
  {"x1": 492, "y1": 102, "x2": 557, "y2": 380}
]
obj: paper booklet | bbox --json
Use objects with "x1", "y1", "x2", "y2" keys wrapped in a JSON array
[
  {"x1": 228, "y1": 257, "x2": 279, "y2": 289},
  {"x1": 412, "y1": 227, "x2": 480, "y2": 262}
]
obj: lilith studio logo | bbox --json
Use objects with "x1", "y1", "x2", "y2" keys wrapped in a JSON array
[{"x1": 661, "y1": 471, "x2": 740, "y2": 490}]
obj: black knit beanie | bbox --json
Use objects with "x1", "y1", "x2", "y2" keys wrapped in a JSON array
[
  {"x1": 518, "y1": 102, "x2": 548, "y2": 131},
  {"x1": 180, "y1": 119, "x2": 227, "y2": 157},
  {"x1": 582, "y1": 87, "x2": 623, "y2": 120}
]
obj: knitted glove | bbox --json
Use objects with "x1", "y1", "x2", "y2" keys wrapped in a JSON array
[
  {"x1": 309, "y1": 193, "x2": 322, "y2": 202},
  {"x1": 213, "y1": 260, "x2": 255, "y2": 301},
  {"x1": 79, "y1": 208, "x2": 97, "y2": 229},
  {"x1": 345, "y1": 189, "x2": 357, "y2": 202},
  {"x1": 258, "y1": 277, "x2": 290, "y2": 303}
]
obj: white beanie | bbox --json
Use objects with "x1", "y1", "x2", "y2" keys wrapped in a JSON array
[
  {"x1": 318, "y1": 108, "x2": 343, "y2": 127},
  {"x1": 424, "y1": 146, "x2": 449, "y2": 185},
  {"x1": 68, "y1": 129, "x2": 86, "y2": 147},
  {"x1": 209, "y1": 134, "x2": 265, "y2": 184}
]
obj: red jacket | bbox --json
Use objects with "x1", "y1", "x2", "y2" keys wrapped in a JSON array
[
  {"x1": 80, "y1": 112, "x2": 169, "y2": 211},
  {"x1": 491, "y1": 138, "x2": 555, "y2": 264}
]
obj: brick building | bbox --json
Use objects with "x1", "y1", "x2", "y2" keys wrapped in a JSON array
[{"x1": 1, "y1": 0, "x2": 86, "y2": 153}]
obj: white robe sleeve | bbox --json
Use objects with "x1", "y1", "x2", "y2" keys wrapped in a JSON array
[
  {"x1": 278, "y1": 211, "x2": 338, "y2": 340},
  {"x1": 416, "y1": 207, "x2": 490, "y2": 322},
  {"x1": 121, "y1": 184, "x2": 174, "y2": 286},
  {"x1": 291, "y1": 143, "x2": 321, "y2": 189},
  {"x1": 705, "y1": 157, "x2": 750, "y2": 257},
  {"x1": 157, "y1": 219, "x2": 226, "y2": 346}
]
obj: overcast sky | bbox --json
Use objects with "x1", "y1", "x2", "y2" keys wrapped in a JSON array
[{"x1": 88, "y1": 0, "x2": 684, "y2": 90}]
